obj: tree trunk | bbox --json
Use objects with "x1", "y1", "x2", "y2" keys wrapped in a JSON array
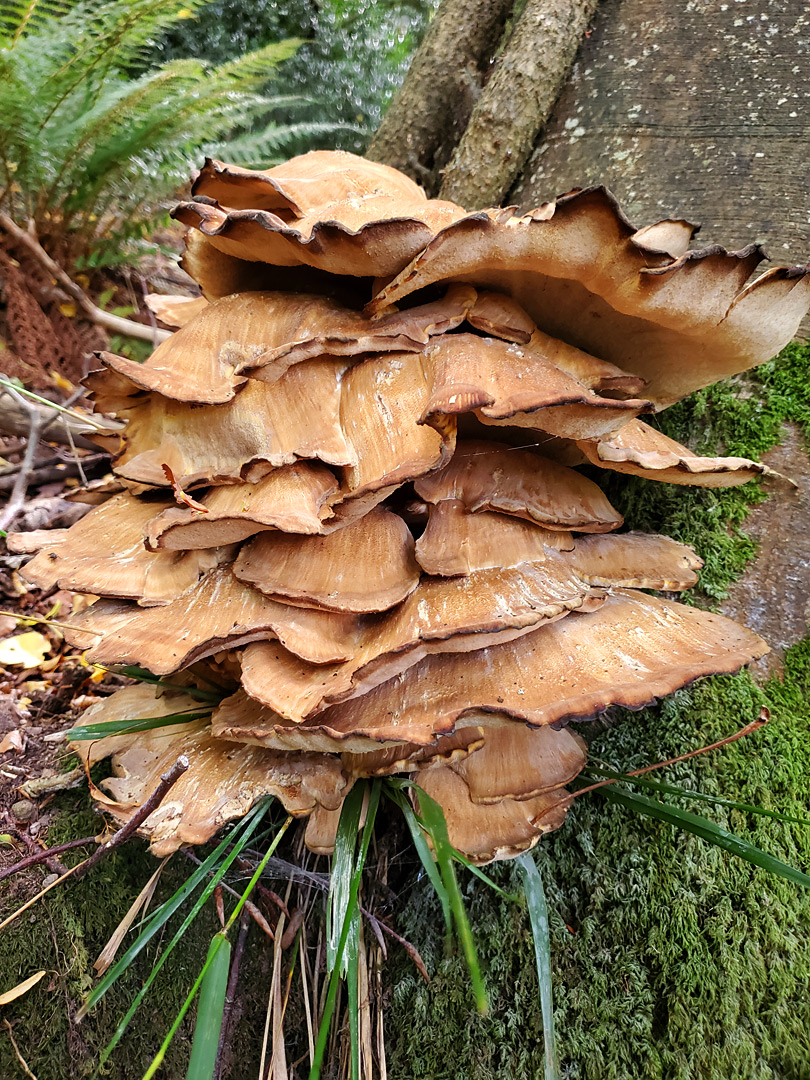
[
  {"x1": 509, "y1": 0, "x2": 810, "y2": 266},
  {"x1": 438, "y1": 0, "x2": 600, "y2": 208},
  {"x1": 365, "y1": 0, "x2": 516, "y2": 193}
]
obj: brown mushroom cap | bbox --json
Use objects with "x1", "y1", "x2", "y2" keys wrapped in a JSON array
[
  {"x1": 578, "y1": 419, "x2": 775, "y2": 487},
  {"x1": 232, "y1": 506, "x2": 421, "y2": 613},
  {"x1": 338, "y1": 351, "x2": 456, "y2": 498},
  {"x1": 192, "y1": 152, "x2": 430, "y2": 215},
  {"x1": 101, "y1": 292, "x2": 355, "y2": 405},
  {"x1": 72, "y1": 684, "x2": 350, "y2": 855},
  {"x1": 366, "y1": 188, "x2": 810, "y2": 407},
  {"x1": 100, "y1": 358, "x2": 354, "y2": 488},
  {"x1": 62, "y1": 566, "x2": 364, "y2": 673},
  {"x1": 564, "y1": 533, "x2": 703, "y2": 590},
  {"x1": 419, "y1": 333, "x2": 650, "y2": 441},
  {"x1": 414, "y1": 766, "x2": 569, "y2": 864},
  {"x1": 414, "y1": 440, "x2": 623, "y2": 532},
  {"x1": 254, "y1": 590, "x2": 767, "y2": 748},
  {"x1": 144, "y1": 462, "x2": 341, "y2": 550},
  {"x1": 19, "y1": 491, "x2": 231, "y2": 605},
  {"x1": 174, "y1": 151, "x2": 466, "y2": 279},
  {"x1": 415, "y1": 500, "x2": 574, "y2": 576},
  {"x1": 341, "y1": 727, "x2": 486, "y2": 779},
  {"x1": 143, "y1": 293, "x2": 208, "y2": 329},
  {"x1": 452, "y1": 724, "x2": 587, "y2": 803},
  {"x1": 243, "y1": 284, "x2": 477, "y2": 385},
  {"x1": 237, "y1": 555, "x2": 594, "y2": 721}
]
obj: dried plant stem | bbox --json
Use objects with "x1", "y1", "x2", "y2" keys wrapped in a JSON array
[
  {"x1": 0, "y1": 834, "x2": 97, "y2": 884},
  {"x1": 2, "y1": 1019, "x2": 38, "y2": 1080},
  {"x1": 0, "y1": 756, "x2": 188, "y2": 932},
  {"x1": 0, "y1": 381, "x2": 43, "y2": 532},
  {"x1": 571, "y1": 710, "x2": 770, "y2": 802},
  {"x1": 0, "y1": 211, "x2": 170, "y2": 344}
]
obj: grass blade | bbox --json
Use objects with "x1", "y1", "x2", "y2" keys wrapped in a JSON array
[
  {"x1": 347, "y1": 908, "x2": 361, "y2": 1080},
  {"x1": 68, "y1": 709, "x2": 212, "y2": 740},
  {"x1": 327, "y1": 782, "x2": 365, "y2": 974},
  {"x1": 517, "y1": 854, "x2": 560, "y2": 1080},
  {"x1": 92, "y1": 800, "x2": 273, "y2": 1064},
  {"x1": 583, "y1": 765, "x2": 810, "y2": 828},
  {"x1": 384, "y1": 783, "x2": 452, "y2": 938},
  {"x1": 184, "y1": 934, "x2": 232, "y2": 1080},
  {"x1": 310, "y1": 782, "x2": 381, "y2": 1080},
  {"x1": 413, "y1": 787, "x2": 488, "y2": 1015},
  {"x1": 598, "y1": 786, "x2": 810, "y2": 887},
  {"x1": 140, "y1": 813, "x2": 292, "y2": 1080}
]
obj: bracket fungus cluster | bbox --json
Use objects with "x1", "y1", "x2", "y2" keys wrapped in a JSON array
[{"x1": 15, "y1": 150, "x2": 810, "y2": 863}]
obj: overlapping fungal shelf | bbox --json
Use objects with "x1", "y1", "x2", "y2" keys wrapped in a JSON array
[{"x1": 16, "y1": 150, "x2": 810, "y2": 863}]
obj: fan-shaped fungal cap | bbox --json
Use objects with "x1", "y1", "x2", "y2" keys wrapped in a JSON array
[
  {"x1": 145, "y1": 462, "x2": 341, "y2": 550},
  {"x1": 233, "y1": 507, "x2": 421, "y2": 613},
  {"x1": 578, "y1": 419, "x2": 776, "y2": 487},
  {"x1": 61, "y1": 566, "x2": 363, "y2": 672},
  {"x1": 72, "y1": 685, "x2": 350, "y2": 855},
  {"x1": 419, "y1": 333, "x2": 651, "y2": 441},
  {"x1": 452, "y1": 724, "x2": 587, "y2": 803},
  {"x1": 414, "y1": 766, "x2": 570, "y2": 864},
  {"x1": 18, "y1": 491, "x2": 230, "y2": 605},
  {"x1": 143, "y1": 293, "x2": 208, "y2": 329},
  {"x1": 236, "y1": 556, "x2": 593, "y2": 722},
  {"x1": 192, "y1": 152, "x2": 430, "y2": 215},
  {"x1": 564, "y1": 533, "x2": 703, "y2": 590},
  {"x1": 98, "y1": 358, "x2": 354, "y2": 488},
  {"x1": 243, "y1": 284, "x2": 477, "y2": 384},
  {"x1": 174, "y1": 151, "x2": 466, "y2": 279},
  {"x1": 415, "y1": 500, "x2": 574, "y2": 576},
  {"x1": 414, "y1": 440, "x2": 622, "y2": 532},
  {"x1": 341, "y1": 728, "x2": 486, "y2": 779},
  {"x1": 367, "y1": 188, "x2": 810, "y2": 406},
  {"x1": 265, "y1": 590, "x2": 766, "y2": 747}
]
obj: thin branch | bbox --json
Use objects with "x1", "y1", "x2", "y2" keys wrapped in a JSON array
[
  {"x1": 72, "y1": 755, "x2": 189, "y2": 881},
  {"x1": 0, "y1": 211, "x2": 170, "y2": 344},
  {"x1": 0, "y1": 834, "x2": 98, "y2": 884},
  {"x1": 0, "y1": 382, "x2": 42, "y2": 532},
  {"x1": 0, "y1": 756, "x2": 189, "y2": 932},
  {"x1": 570, "y1": 709, "x2": 770, "y2": 802}
]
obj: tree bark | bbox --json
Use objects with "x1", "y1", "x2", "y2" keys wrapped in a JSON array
[
  {"x1": 508, "y1": 0, "x2": 810, "y2": 268},
  {"x1": 365, "y1": 0, "x2": 516, "y2": 193},
  {"x1": 439, "y1": 0, "x2": 600, "y2": 208}
]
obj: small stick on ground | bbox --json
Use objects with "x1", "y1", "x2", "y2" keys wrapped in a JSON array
[
  {"x1": 0, "y1": 833, "x2": 98, "y2": 884},
  {"x1": 0, "y1": 211, "x2": 170, "y2": 344},
  {"x1": 0, "y1": 756, "x2": 189, "y2": 932},
  {"x1": 3, "y1": 1019, "x2": 38, "y2": 1080},
  {"x1": 0, "y1": 381, "x2": 43, "y2": 532}
]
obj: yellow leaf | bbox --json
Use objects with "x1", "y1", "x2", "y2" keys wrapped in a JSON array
[
  {"x1": 58, "y1": 303, "x2": 77, "y2": 318},
  {"x1": 51, "y1": 372, "x2": 75, "y2": 392},
  {"x1": 0, "y1": 970, "x2": 47, "y2": 1006},
  {"x1": 177, "y1": 6, "x2": 193, "y2": 15},
  {"x1": 75, "y1": 273, "x2": 90, "y2": 290},
  {"x1": 0, "y1": 632, "x2": 51, "y2": 667}
]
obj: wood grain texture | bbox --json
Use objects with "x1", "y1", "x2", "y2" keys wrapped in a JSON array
[{"x1": 511, "y1": 0, "x2": 810, "y2": 270}]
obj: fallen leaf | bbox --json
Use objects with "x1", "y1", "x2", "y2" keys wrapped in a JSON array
[
  {"x1": 0, "y1": 730, "x2": 23, "y2": 754},
  {"x1": 0, "y1": 632, "x2": 51, "y2": 667},
  {"x1": 58, "y1": 302, "x2": 76, "y2": 318},
  {"x1": 51, "y1": 372, "x2": 76, "y2": 392},
  {"x1": 0, "y1": 970, "x2": 47, "y2": 1006}
]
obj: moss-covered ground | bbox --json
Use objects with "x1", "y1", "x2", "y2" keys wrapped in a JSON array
[{"x1": 0, "y1": 344, "x2": 808, "y2": 1079}]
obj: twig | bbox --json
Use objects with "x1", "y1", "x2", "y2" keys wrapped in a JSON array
[
  {"x1": 0, "y1": 381, "x2": 43, "y2": 532},
  {"x1": 213, "y1": 910, "x2": 250, "y2": 1080},
  {"x1": 2, "y1": 1019, "x2": 38, "y2": 1080},
  {"x1": 0, "y1": 211, "x2": 170, "y2": 344},
  {"x1": 0, "y1": 834, "x2": 98, "y2": 884},
  {"x1": 570, "y1": 709, "x2": 770, "y2": 802},
  {"x1": 72, "y1": 755, "x2": 189, "y2": 881},
  {"x1": 0, "y1": 756, "x2": 189, "y2": 932}
]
